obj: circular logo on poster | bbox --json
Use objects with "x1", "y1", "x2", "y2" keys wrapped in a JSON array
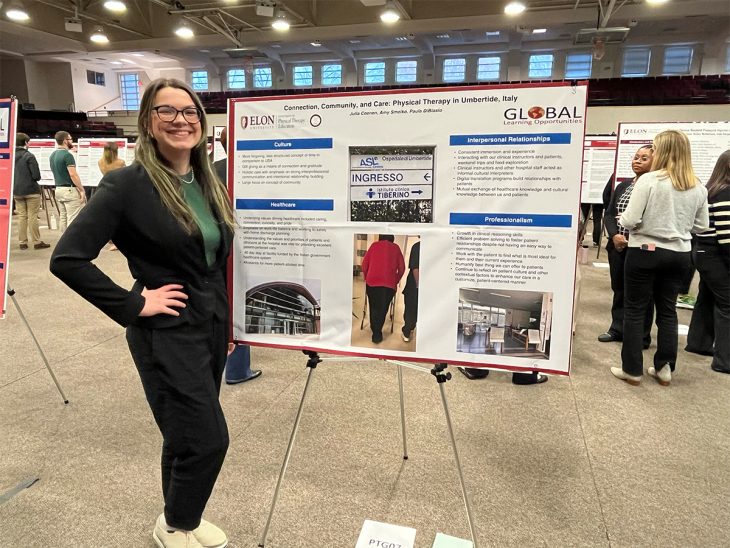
[
  {"x1": 527, "y1": 106, "x2": 545, "y2": 119},
  {"x1": 240, "y1": 116, "x2": 249, "y2": 129},
  {"x1": 310, "y1": 114, "x2": 322, "y2": 127}
]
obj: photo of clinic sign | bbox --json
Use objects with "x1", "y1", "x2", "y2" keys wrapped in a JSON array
[{"x1": 229, "y1": 83, "x2": 587, "y2": 376}]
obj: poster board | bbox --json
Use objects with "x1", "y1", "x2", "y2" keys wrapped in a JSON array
[
  {"x1": 229, "y1": 83, "x2": 587, "y2": 375},
  {"x1": 0, "y1": 98, "x2": 18, "y2": 319},
  {"x1": 28, "y1": 139, "x2": 57, "y2": 186},
  {"x1": 76, "y1": 138, "x2": 128, "y2": 187},
  {"x1": 581, "y1": 136, "x2": 616, "y2": 204},
  {"x1": 213, "y1": 125, "x2": 227, "y2": 162},
  {"x1": 615, "y1": 122, "x2": 730, "y2": 185}
]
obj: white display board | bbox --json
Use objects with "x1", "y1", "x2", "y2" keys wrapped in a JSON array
[
  {"x1": 581, "y1": 136, "x2": 617, "y2": 204},
  {"x1": 229, "y1": 83, "x2": 587, "y2": 375},
  {"x1": 28, "y1": 139, "x2": 57, "y2": 185},
  {"x1": 76, "y1": 138, "x2": 128, "y2": 187},
  {"x1": 615, "y1": 122, "x2": 730, "y2": 185},
  {"x1": 213, "y1": 125, "x2": 226, "y2": 162}
]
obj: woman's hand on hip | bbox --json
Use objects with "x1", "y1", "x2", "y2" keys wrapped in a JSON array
[{"x1": 139, "y1": 284, "x2": 188, "y2": 317}]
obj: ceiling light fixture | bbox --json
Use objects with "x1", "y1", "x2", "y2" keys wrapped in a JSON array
[
  {"x1": 532, "y1": 28, "x2": 547, "y2": 34},
  {"x1": 103, "y1": 0, "x2": 127, "y2": 13},
  {"x1": 504, "y1": 2, "x2": 526, "y2": 15},
  {"x1": 175, "y1": 21, "x2": 195, "y2": 39},
  {"x1": 485, "y1": 31, "x2": 500, "y2": 36},
  {"x1": 272, "y1": 13, "x2": 290, "y2": 31},
  {"x1": 380, "y1": 2, "x2": 400, "y2": 24},
  {"x1": 110, "y1": 61, "x2": 123, "y2": 65},
  {"x1": 646, "y1": 0, "x2": 669, "y2": 4},
  {"x1": 90, "y1": 26, "x2": 110, "y2": 43},
  {"x1": 131, "y1": 52, "x2": 144, "y2": 57},
  {"x1": 5, "y1": 2, "x2": 30, "y2": 22},
  {"x1": 310, "y1": 40, "x2": 322, "y2": 47}
]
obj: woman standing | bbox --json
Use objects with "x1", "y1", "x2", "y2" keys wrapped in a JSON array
[
  {"x1": 598, "y1": 145, "x2": 655, "y2": 346},
  {"x1": 97, "y1": 141, "x2": 126, "y2": 175},
  {"x1": 611, "y1": 130, "x2": 708, "y2": 386},
  {"x1": 51, "y1": 78, "x2": 235, "y2": 548},
  {"x1": 686, "y1": 150, "x2": 730, "y2": 374},
  {"x1": 361, "y1": 235, "x2": 405, "y2": 343}
]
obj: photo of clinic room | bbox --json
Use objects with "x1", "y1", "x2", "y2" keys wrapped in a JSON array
[
  {"x1": 245, "y1": 279, "x2": 321, "y2": 337},
  {"x1": 457, "y1": 289, "x2": 553, "y2": 360},
  {"x1": 351, "y1": 234, "x2": 420, "y2": 351}
]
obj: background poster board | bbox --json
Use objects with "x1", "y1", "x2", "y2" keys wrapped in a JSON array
[
  {"x1": 0, "y1": 98, "x2": 18, "y2": 319},
  {"x1": 213, "y1": 125, "x2": 226, "y2": 162},
  {"x1": 581, "y1": 136, "x2": 617, "y2": 204},
  {"x1": 229, "y1": 83, "x2": 587, "y2": 375},
  {"x1": 76, "y1": 138, "x2": 128, "y2": 187},
  {"x1": 615, "y1": 122, "x2": 730, "y2": 184},
  {"x1": 28, "y1": 139, "x2": 57, "y2": 186}
]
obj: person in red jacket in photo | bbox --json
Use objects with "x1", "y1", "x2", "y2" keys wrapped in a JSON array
[{"x1": 361, "y1": 235, "x2": 405, "y2": 343}]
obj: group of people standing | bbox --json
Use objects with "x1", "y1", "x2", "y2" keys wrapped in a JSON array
[{"x1": 597, "y1": 131, "x2": 729, "y2": 385}]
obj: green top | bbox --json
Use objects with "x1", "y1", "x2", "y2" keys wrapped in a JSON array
[
  {"x1": 182, "y1": 175, "x2": 221, "y2": 268},
  {"x1": 49, "y1": 149, "x2": 75, "y2": 187}
]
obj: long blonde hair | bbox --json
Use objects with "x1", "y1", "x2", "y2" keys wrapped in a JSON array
[
  {"x1": 135, "y1": 78, "x2": 235, "y2": 233},
  {"x1": 651, "y1": 130, "x2": 698, "y2": 191},
  {"x1": 102, "y1": 141, "x2": 118, "y2": 165}
]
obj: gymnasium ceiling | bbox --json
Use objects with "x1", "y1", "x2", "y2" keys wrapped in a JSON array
[{"x1": 0, "y1": 0, "x2": 728, "y2": 71}]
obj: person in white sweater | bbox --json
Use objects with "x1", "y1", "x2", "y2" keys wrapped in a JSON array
[{"x1": 611, "y1": 130, "x2": 709, "y2": 386}]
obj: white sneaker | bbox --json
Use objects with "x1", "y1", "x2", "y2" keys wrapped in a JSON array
[
  {"x1": 193, "y1": 519, "x2": 228, "y2": 548},
  {"x1": 153, "y1": 515, "x2": 203, "y2": 548},
  {"x1": 648, "y1": 365, "x2": 671, "y2": 386},
  {"x1": 610, "y1": 367, "x2": 641, "y2": 386}
]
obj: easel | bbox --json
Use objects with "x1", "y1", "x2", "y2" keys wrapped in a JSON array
[
  {"x1": 6, "y1": 288, "x2": 69, "y2": 404},
  {"x1": 258, "y1": 350, "x2": 479, "y2": 547}
]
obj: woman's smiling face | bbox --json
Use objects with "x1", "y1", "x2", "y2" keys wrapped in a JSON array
[{"x1": 149, "y1": 86, "x2": 202, "y2": 159}]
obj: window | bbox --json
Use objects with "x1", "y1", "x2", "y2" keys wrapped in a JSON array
[
  {"x1": 726, "y1": 44, "x2": 730, "y2": 73},
  {"x1": 564, "y1": 52, "x2": 592, "y2": 79},
  {"x1": 477, "y1": 56, "x2": 500, "y2": 80},
  {"x1": 622, "y1": 47, "x2": 651, "y2": 77},
  {"x1": 119, "y1": 73, "x2": 140, "y2": 110},
  {"x1": 364, "y1": 61, "x2": 386, "y2": 84},
  {"x1": 191, "y1": 70, "x2": 208, "y2": 91},
  {"x1": 227, "y1": 69, "x2": 246, "y2": 89},
  {"x1": 528, "y1": 54, "x2": 554, "y2": 78},
  {"x1": 321, "y1": 64, "x2": 342, "y2": 85},
  {"x1": 253, "y1": 66, "x2": 272, "y2": 88},
  {"x1": 396, "y1": 60, "x2": 418, "y2": 83},
  {"x1": 443, "y1": 58, "x2": 466, "y2": 82},
  {"x1": 86, "y1": 70, "x2": 105, "y2": 86},
  {"x1": 663, "y1": 46, "x2": 693, "y2": 75},
  {"x1": 293, "y1": 65, "x2": 313, "y2": 86}
]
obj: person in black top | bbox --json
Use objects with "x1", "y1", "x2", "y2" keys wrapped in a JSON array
[
  {"x1": 598, "y1": 145, "x2": 654, "y2": 347},
  {"x1": 13, "y1": 132, "x2": 50, "y2": 250},
  {"x1": 400, "y1": 239, "x2": 420, "y2": 342},
  {"x1": 686, "y1": 149, "x2": 730, "y2": 374},
  {"x1": 51, "y1": 78, "x2": 236, "y2": 548}
]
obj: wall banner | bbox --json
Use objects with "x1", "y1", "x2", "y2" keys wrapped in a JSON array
[
  {"x1": 0, "y1": 98, "x2": 18, "y2": 319},
  {"x1": 229, "y1": 83, "x2": 587, "y2": 375},
  {"x1": 615, "y1": 122, "x2": 730, "y2": 185},
  {"x1": 581, "y1": 136, "x2": 617, "y2": 204}
]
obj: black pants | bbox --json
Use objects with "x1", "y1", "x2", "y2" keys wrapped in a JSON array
[
  {"x1": 401, "y1": 287, "x2": 418, "y2": 337},
  {"x1": 607, "y1": 246, "x2": 653, "y2": 344},
  {"x1": 126, "y1": 319, "x2": 229, "y2": 531},
  {"x1": 366, "y1": 285, "x2": 395, "y2": 337},
  {"x1": 687, "y1": 245, "x2": 730, "y2": 372},
  {"x1": 678, "y1": 234, "x2": 697, "y2": 294},
  {"x1": 580, "y1": 203, "x2": 604, "y2": 245},
  {"x1": 622, "y1": 247, "x2": 690, "y2": 377}
]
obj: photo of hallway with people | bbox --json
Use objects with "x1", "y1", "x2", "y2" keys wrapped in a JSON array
[
  {"x1": 457, "y1": 288, "x2": 553, "y2": 360},
  {"x1": 351, "y1": 234, "x2": 420, "y2": 351}
]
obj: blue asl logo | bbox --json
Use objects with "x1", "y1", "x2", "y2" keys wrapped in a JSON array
[
  {"x1": 366, "y1": 188, "x2": 376, "y2": 198},
  {"x1": 360, "y1": 157, "x2": 381, "y2": 167}
]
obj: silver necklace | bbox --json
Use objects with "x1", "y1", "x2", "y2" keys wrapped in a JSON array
[{"x1": 180, "y1": 169, "x2": 194, "y2": 184}]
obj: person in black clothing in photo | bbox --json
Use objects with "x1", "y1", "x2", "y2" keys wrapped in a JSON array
[
  {"x1": 598, "y1": 145, "x2": 655, "y2": 347},
  {"x1": 580, "y1": 202, "x2": 603, "y2": 247},
  {"x1": 400, "y1": 239, "x2": 420, "y2": 343},
  {"x1": 51, "y1": 78, "x2": 236, "y2": 548},
  {"x1": 686, "y1": 150, "x2": 730, "y2": 374},
  {"x1": 13, "y1": 132, "x2": 50, "y2": 250}
]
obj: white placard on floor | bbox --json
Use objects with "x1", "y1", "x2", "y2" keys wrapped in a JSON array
[
  {"x1": 355, "y1": 520, "x2": 417, "y2": 548},
  {"x1": 432, "y1": 532, "x2": 474, "y2": 548},
  {"x1": 593, "y1": 262, "x2": 610, "y2": 269}
]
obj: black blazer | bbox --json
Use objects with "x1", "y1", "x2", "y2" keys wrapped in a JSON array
[
  {"x1": 604, "y1": 180, "x2": 633, "y2": 252},
  {"x1": 50, "y1": 163, "x2": 233, "y2": 329}
]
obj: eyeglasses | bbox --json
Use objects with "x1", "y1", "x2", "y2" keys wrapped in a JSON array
[{"x1": 152, "y1": 105, "x2": 202, "y2": 123}]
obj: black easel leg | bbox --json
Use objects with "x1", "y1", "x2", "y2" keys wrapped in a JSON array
[
  {"x1": 432, "y1": 364, "x2": 479, "y2": 547},
  {"x1": 396, "y1": 363, "x2": 408, "y2": 460},
  {"x1": 258, "y1": 350, "x2": 321, "y2": 547},
  {"x1": 8, "y1": 288, "x2": 69, "y2": 404}
]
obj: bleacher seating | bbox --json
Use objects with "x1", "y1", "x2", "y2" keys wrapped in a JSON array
[{"x1": 18, "y1": 107, "x2": 123, "y2": 138}]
